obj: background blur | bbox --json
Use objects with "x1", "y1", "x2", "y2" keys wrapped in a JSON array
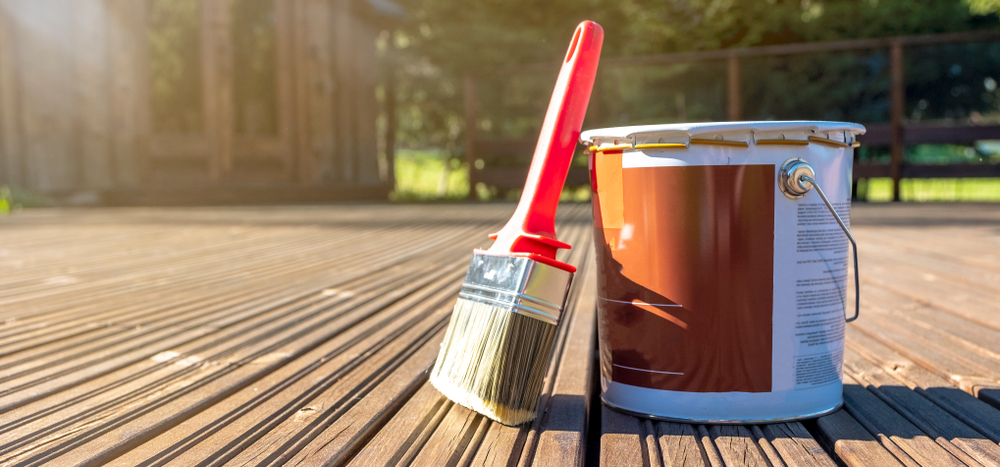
[{"x1": 0, "y1": 0, "x2": 999, "y2": 208}]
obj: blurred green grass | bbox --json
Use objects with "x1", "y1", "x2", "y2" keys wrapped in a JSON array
[
  {"x1": 390, "y1": 149, "x2": 470, "y2": 201},
  {"x1": 390, "y1": 149, "x2": 591, "y2": 202},
  {"x1": 0, "y1": 185, "x2": 45, "y2": 214},
  {"x1": 392, "y1": 150, "x2": 1000, "y2": 203},
  {"x1": 860, "y1": 177, "x2": 1000, "y2": 202}
]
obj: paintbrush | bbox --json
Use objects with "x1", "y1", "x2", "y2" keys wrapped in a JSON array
[{"x1": 430, "y1": 21, "x2": 603, "y2": 426}]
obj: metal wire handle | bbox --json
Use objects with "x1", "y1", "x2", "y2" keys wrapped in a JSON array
[{"x1": 799, "y1": 174, "x2": 860, "y2": 323}]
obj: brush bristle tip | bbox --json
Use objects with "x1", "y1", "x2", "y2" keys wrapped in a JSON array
[{"x1": 430, "y1": 299, "x2": 559, "y2": 426}]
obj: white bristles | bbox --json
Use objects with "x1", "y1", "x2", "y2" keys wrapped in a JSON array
[{"x1": 430, "y1": 298, "x2": 558, "y2": 426}]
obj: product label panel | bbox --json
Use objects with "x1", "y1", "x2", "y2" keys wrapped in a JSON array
[
  {"x1": 790, "y1": 202, "x2": 849, "y2": 387},
  {"x1": 594, "y1": 162, "x2": 775, "y2": 393}
]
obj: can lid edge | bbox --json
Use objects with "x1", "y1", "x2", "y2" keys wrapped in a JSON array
[{"x1": 580, "y1": 121, "x2": 867, "y2": 144}]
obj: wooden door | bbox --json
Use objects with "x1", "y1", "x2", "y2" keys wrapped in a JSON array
[{"x1": 144, "y1": 0, "x2": 295, "y2": 187}]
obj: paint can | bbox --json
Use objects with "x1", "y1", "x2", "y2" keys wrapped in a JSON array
[{"x1": 581, "y1": 121, "x2": 865, "y2": 423}]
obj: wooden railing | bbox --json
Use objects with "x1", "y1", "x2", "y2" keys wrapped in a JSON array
[{"x1": 463, "y1": 30, "x2": 1000, "y2": 201}]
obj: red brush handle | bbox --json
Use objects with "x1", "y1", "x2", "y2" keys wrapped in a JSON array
[{"x1": 485, "y1": 21, "x2": 604, "y2": 273}]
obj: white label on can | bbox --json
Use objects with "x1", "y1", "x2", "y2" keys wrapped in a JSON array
[{"x1": 791, "y1": 201, "x2": 849, "y2": 387}]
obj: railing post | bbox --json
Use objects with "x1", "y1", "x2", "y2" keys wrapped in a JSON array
[
  {"x1": 890, "y1": 41, "x2": 905, "y2": 202},
  {"x1": 727, "y1": 54, "x2": 741, "y2": 121},
  {"x1": 464, "y1": 73, "x2": 479, "y2": 200}
]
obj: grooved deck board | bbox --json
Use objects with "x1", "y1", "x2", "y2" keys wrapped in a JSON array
[{"x1": 0, "y1": 203, "x2": 998, "y2": 466}]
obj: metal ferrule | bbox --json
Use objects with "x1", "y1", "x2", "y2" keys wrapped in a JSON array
[{"x1": 457, "y1": 253, "x2": 574, "y2": 325}]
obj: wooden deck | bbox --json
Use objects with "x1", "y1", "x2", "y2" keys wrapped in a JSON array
[{"x1": 1, "y1": 202, "x2": 999, "y2": 466}]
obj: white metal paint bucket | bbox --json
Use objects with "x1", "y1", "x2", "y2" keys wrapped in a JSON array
[{"x1": 581, "y1": 121, "x2": 865, "y2": 423}]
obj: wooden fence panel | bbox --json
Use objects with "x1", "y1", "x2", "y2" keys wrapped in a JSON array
[
  {"x1": 0, "y1": 2, "x2": 23, "y2": 187},
  {"x1": 73, "y1": 0, "x2": 114, "y2": 190},
  {"x1": 295, "y1": 0, "x2": 335, "y2": 184},
  {"x1": 333, "y1": 0, "x2": 356, "y2": 182},
  {"x1": 15, "y1": 1, "x2": 77, "y2": 192},
  {"x1": 354, "y1": 21, "x2": 384, "y2": 186},
  {"x1": 107, "y1": 0, "x2": 145, "y2": 187}
]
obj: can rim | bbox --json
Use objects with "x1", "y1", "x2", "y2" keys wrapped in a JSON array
[
  {"x1": 601, "y1": 397, "x2": 844, "y2": 424},
  {"x1": 580, "y1": 120, "x2": 866, "y2": 144}
]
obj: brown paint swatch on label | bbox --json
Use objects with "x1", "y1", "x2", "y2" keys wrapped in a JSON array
[
  {"x1": 594, "y1": 164, "x2": 775, "y2": 393},
  {"x1": 594, "y1": 151, "x2": 624, "y2": 229}
]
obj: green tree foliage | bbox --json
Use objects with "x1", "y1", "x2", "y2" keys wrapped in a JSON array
[
  {"x1": 383, "y1": 0, "x2": 999, "y2": 162},
  {"x1": 966, "y1": 0, "x2": 1000, "y2": 15},
  {"x1": 394, "y1": 0, "x2": 995, "y2": 70}
]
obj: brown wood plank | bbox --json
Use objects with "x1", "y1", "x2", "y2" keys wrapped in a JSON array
[
  {"x1": 2, "y1": 202, "x2": 999, "y2": 466},
  {"x1": 842, "y1": 374, "x2": 967, "y2": 467},
  {"x1": 696, "y1": 425, "x2": 726, "y2": 467},
  {"x1": 707, "y1": 425, "x2": 770, "y2": 467},
  {"x1": 464, "y1": 423, "x2": 528, "y2": 467},
  {"x1": 0, "y1": 208, "x2": 493, "y2": 312},
  {"x1": 114, "y1": 314, "x2": 435, "y2": 465},
  {"x1": 655, "y1": 422, "x2": 710, "y2": 467},
  {"x1": 407, "y1": 404, "x2": 489, "y2": 467},
  {"x1": 643, "y1": 420, "x2": 666, "y2": 467},
  {"x1": 811, "y1": 408, "x2": 908, "y2": 466},
  {"x1": 0, "y1": 221, "x2": 474, "y2": 346},
  {"x1": 847, "y1": 331, "x2": 1000, "y2": 444},
  {"x1": 759, "y1": 423, "x2": 837, "y2": 467},
  {"x1": 216, "y1": 284, "x2": 460, "y2": 465},
  {"x1": 858, "y1": 246, "x2": 1000, "y2": 334},
  {"x1": 866, "y1": 297, "x2": 1000, "y2": 388},
  {"x1": 747, "y1": 426, "x2": 784, "y2": 467},
  {"x1": 854, "y1": 207, "x2": 1000, "y2": 254},
  {"x1": 346, "y1": 382, "x2": 449, "y2": 466},
  {"x1": 1, "y1": 266, "x2": 459, "y2": 463},
  {"x1": 530, "y1": 246, "x2": 598, "y2": 467},
  {"x1": 515, "y1": 218, "x2": 591, "y2": 467},
  {"x1": 0, "y1": 208, "x2": 486, "y2": 300},
  {"x1": 849, "y1": 290, "x2": 1000, "y2": 397},
  {"x1": 857, "y1": 229, "x2": 1000, "y2": 297},
  {"x1": 851, "y1": 207, "x2": 1000, "y2": 275},
  {"x1": 0, "y1": 205, "x2": 502, "y2": 464},
  {"x1": 131, "y1": 297, "x2": 453, "y2": 466},
  {"x1": 727, "y1": 55, "x2": 740, "y2": 121},
  {"x1": 860, "y1": 122, "x2": 1000, "y2": 147},
  {"x1": 845, "y1": 349, "x2": 1000, "y2": 467},
  {"x1": 600, "y1": 405, "x2": 646, "y2": 467},
  {"x1": 0, "y1": 204, "x2": 574, "y2": 467},
  {"x1": 848, "y1": 334, "x2": 1000, "y2": 442},
  {"x1": 979, "y1": 390, "x2": 1000, "y2": 413},
  {"x1": 0, "y1": 227, "x2": 484, "y2": 464}
]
